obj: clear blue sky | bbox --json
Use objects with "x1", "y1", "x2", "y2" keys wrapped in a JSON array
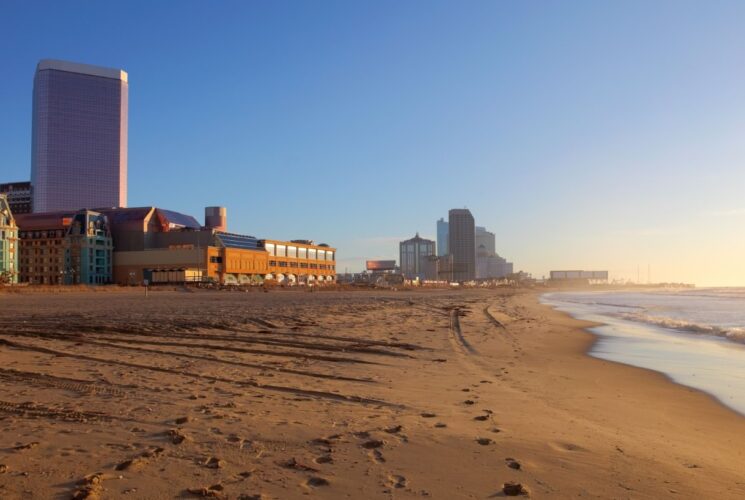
[{"x1": 2, "y1": 1, "x2": 745, "y2": 285}]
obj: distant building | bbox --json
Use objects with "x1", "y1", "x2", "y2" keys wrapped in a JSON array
[
  {"x1": 435, "y1": 254, "x2": 454, "y2": 282},
  {"x1": 475, "y1": 226, "x2": 496, "y2": 255},
  {"x1": 0, "y1": 182, "x2": 32, "y2": 215},
  {"x1": 399, "y1": 233, "x2": 436, "y2": 281},
  {"x1": 448, "y1": 209, "x2": 475, "y2": 281},
  {"x1": 550, "y1": 270, "x2": 608, "y2": 283},
  {"x1": 15, "y1": 210, "x2": 113, "y2": 285},
  {"x1": 437, "y1": 218, "x2": 449, "y2": 256},
  {"x1": 495, "y1": 256, "x2": 514, "y2": 278},
  {"x1": 474, "y1": 225, "x2": 515, "y2": 279},
  {"x1": 477, "y1": 253, "x2": 513, "y2": 279},
  {"x1": 31, "y1": 59, "x2": 128, "y2": 212},
  {"x1": 0, "y1": 195, "x2": 19, "y2": 283}
]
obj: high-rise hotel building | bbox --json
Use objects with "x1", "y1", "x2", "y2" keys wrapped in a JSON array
[
  {"x1": 31, "y1": 59, "x2": 128, "y2": 212},
  {"x1": 448, "y1": 208, "x2": 475, "y2": 282}
]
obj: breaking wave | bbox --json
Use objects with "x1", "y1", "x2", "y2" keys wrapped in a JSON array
[{"x1": 617, "y1": 313, "x2": 745, "y2": 343}]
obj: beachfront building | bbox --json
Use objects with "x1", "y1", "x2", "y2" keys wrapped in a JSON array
[
  {"x1": 97, "y1": 206, "x2": 335, "y2": 285},
  {"x1": 10, "y1": 204, "x2": 336, "y2": 286},
  {"x1": 259, "y1": 239, "x2": 336, "y2": 285},
  {"x1": 0, "y1": 182, "x2": 32, "y2": 215},
  {"x1": 31, "y1": 59, "x2": 128, "y2": 212},
  {"x1": 448, "y1": 208, "x2": 475, "y2": 281},
  {"x1": 15, "y1": 210, "x2": 113, "y2": 285},
  {"x1": 0, "y1": 195, "x2": 19, "y2": 283},
  {"x1": 399, "y1": 233, "x2": 436, "y2": 281}
]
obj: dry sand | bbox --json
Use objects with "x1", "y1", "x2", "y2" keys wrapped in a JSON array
[{"x1": 0, "y1": 287, "x2": 743, "y2": 499}]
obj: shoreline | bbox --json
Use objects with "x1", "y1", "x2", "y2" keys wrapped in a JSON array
[{"x1": 540, "y1": 290, "x2": 745, "y2": 419}]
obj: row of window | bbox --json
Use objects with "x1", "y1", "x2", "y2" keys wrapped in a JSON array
[
  {"x1": 264, "y1": 243, "x2": 334, "y2": 261},
  {"x1": 268, "y1": 260, "x2": 336, "y2": 271},
  {"x1": 20, "y1": 231, "x2": 65, "y2": 239}
]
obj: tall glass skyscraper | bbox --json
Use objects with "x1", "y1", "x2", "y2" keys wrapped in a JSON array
[
  {"x1": 31, "y1": 59, "x2": 128, "y2": 212},
  {"x1": 436, "y1": 217, "x2": 448, "y2": 256}
]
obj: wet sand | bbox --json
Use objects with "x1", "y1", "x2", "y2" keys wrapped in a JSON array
[{"x1": 0, "y1": 288, "x2": 743, "y2": 499}]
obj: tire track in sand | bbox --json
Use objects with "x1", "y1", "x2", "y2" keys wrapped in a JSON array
[
  {"x1": 0, "y1": 367, "x2": 130, "y2": 396},
  {"x1": 449, "y1": 308, "x2": 477, "y2": 355},
  {"x1": 0, "y1": 338, "x2": 403, "y2": 409}
]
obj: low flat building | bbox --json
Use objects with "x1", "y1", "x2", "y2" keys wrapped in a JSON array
[
  {"x1": 550, "y1": 270, "x2": 608, "y2": 283},
  {"x1": 0, "y1": 194, "x2": 19, "y2": 283},
  {"x1": 101, "y1": 206, "x2": 335, "y2": 285},
  {"x1": 260, "y1": 239, "x2": 336, "y2": 284},
  {"x1": 15, "y1": 210, "x2": 113, "y2": 285}
]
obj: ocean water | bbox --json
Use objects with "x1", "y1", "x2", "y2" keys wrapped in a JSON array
[{"x1": 541, "y1": 289, "x2": 745, "y2": 415}]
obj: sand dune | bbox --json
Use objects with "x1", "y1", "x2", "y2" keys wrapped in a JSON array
[{"x1": 0, "y1": 288, "x2": 743, "y2": 498}]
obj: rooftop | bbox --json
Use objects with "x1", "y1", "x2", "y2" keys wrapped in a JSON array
[{"x1": 37, "y1": 59, "x2": 128, "y2": 83}]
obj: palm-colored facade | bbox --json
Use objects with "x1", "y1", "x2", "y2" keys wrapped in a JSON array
[{"x1": 0, "y1": 194, "x2": 19, "y2": 284}]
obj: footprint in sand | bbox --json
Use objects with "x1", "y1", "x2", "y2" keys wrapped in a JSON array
[
  {"x1": 203, "y1": 456, "x2": 226, "y2": 469},
  {"x1": 226, "y1": 434, "x2": 245, "y2": 447},
  {"x1": 505, "y1": 458, "x2": 521, "y2": 470},
  {"x1": 370, "y1": 449, "x2": 385, "y2": 463},
  {"x1": 305, "y1": 476, "x2": 330, "y2": 488},
  {"x1": 167, "y1": 429, "x2": 189, "y2": 444},
  {"x1": 549, "y1": 441, "x2": 587, "y2": 452},
  {"x1": 115, "y1": 447, "x2": 165, "y2": 471},
  {"x1": 387, "y1": 474, "x2": 407, "y2": 489},
  {"x1": 71, "y1": 473, "x2": 105, "y2": 500},
  {"x1": 361, "y1": 439, "x2": 384, "y2": 449}
]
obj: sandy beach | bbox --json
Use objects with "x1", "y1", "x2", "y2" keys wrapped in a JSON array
[{"x1": 0, "y1": 287, "x2": 743, "y2": 499}]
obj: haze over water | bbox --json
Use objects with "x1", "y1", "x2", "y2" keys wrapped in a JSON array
[{"x1": 542, "y1": 289, "x2": 745, "y2": 415}]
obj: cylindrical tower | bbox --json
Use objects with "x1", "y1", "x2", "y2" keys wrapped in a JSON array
[{"x1": 205, "y1": 206, "x2": 227, "y2": 232}]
